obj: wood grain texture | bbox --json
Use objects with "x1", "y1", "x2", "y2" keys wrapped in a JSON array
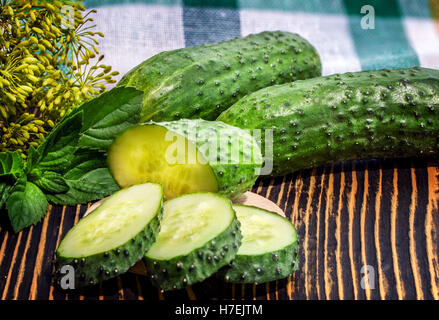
[{"x1": 0, "y1": 158, "x2": 438, "y2": 300}]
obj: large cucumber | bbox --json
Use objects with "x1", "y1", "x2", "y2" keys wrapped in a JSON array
[
  {"x1": 218, "y1": 67, "x2": 439, "y2": 176},
  {"x1": 218, "y1": 205, "x2": 298, "y2": 284},
  {"x1": 144, "y1": 193, "x2": 242, "y2": 291},
  {"x1": 108, "y1": 119, "x2": 262, "y2": 200},
  {"x1": 117, "y1": 31, "x2": 321, "y2": 121},
  {"x1": 54, "y1": 183, "x2": 163, "y2": 288}
]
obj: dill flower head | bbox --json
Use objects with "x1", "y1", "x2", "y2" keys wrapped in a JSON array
[{"x1": 0, "y1": 0, "x2": 118, "y2": 157}]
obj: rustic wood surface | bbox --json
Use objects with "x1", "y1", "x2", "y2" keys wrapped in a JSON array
[{"x1": 0, "y1": 158, "x2": 438, "y2": 300}]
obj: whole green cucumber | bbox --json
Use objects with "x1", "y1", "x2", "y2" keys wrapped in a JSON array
[
  {"x1": 217, "y1": 67, "x2": 439, "y2": 176},
  {"x1": 117, "y1": 31, "x2": 321, "y2": 121}
]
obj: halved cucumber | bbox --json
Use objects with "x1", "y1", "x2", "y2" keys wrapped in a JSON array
[
  {"x1": 54, "y1": 183, "x2": 163, "y2": 288},
  {"x1": 144, "y1": 193, "x2": 242, "y2": 291},
  {"x1": 108, "y1": 119, "x2": 262, "y2": 200},
  {"x1": 218, "y1": 205, "x2": 298, "y2": 284}
]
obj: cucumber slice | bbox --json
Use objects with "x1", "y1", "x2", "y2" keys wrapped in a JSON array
[
  {"x1": 54, "y1": 183, "x2": 163, "y2": 288},
  {"x1": 218, "y1": 205, "x2": 298, "y2": 284},
  {"x1": 144, "y1": 193, "x2": 242, "y2": 291},
  {"x1": 108, "y1": 119, "x2": 262, "y2": 200}
]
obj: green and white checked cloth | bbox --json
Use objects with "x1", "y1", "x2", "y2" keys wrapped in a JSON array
[{"x1": 84, "y1": 0, "x2": 439, "y2": 81}]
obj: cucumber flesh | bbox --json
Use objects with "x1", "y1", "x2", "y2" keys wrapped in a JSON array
[
  {"x1": 108, "y1": 119, "x2": 262, "y2": 200},
  {"x1": 236, "y1": 205, "x2": 297, "y2": 255},
  {"x1": 219, "y1": 205, "x2": 298, "y2": 284},
  {"x1": 54, "y1": 183, "x2": 163, "y2": 287},
  {"x1": 147, "y1": 193, "x2": 234, "y2": 259},
  {"x1": 108, "y1": 124, "x2": 218, "y2": 200},
  {"x1": 144, "y1": 193, "x2": 242, "y2": 291}
]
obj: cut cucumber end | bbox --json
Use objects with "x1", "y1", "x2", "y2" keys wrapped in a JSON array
[
  {"x1": 218, "y1": 205, "x2": 299, "y2": 284},
  {"x1": 144, "y1": 192, "x2": 242, "y2": 291},
  {"x1": 234, "y1": 205, "x2": 297, "y2": 256},
  {"x1": 108, "y1": 124, "x2": 218, "y2": 200},
  {"x1": 54, "y1": 183, "x2": 163, "y2": 288}
]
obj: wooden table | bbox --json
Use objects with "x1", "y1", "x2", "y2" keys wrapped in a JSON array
[{"x1": 0, "y1": 158, "x2": 438, "y2": 300}]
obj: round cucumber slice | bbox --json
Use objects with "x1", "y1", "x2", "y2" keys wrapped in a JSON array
[
  {"x1": 54, "y1": 183, "x2": 163, "y2": 288},
  {"x1": 108, "y1": 119, "x2": 262, "y2": 200},
  {"x1": 218, "y1": 205, "x2": 299, "y2": 284},
  {"x1": 144, "y1": 192, "x2": 242, "y2": 291}
]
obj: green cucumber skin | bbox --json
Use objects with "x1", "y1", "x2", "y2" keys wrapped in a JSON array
[
  {"x1": 53, "y1": 194, "x2": 163, "y2": 288},
  {"x1": 144, "y1": 214, "x2": 242, "y2": 291},
  {"x1": 218, "y1": 241, "x2": 299, "y2": 284},
  {"x1": 218, "y1": 67, "x2": 439, "y2": 176},
  {"x1": 117, "y1": 31, "x2": 321, "y2": 121},
  {"x1": 152, "y1": 119, "x2": 262, "y2": 199}
]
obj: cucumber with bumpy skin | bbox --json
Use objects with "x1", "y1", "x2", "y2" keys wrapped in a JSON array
[
  {"x1": 54, "y1": 183, "x2": 163, "y2": 288},
  {"x1": 108, "y1": 119, "x2": 262, "y2": 200},
  {"x1": 218, "y1": 205, "x2": 298, "y2": 284},
  {"x1": 117, "y1": 31, "x2": 321, "y2": 121},
  {"x1": 144, "y1": 193, "x2": 242, "y2": 291},
  {"x1": 218, "y1": 67, "x2": 439, "y2": 176}
]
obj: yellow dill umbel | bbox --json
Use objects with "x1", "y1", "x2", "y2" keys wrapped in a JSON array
[{"x1": 0, "y1": 0, "x2": 119, "y2": 157}]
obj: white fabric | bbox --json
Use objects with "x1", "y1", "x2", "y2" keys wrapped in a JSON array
[
  {"x1": 403, "y1": 18, "x2": 439, "y2": 69},
  {"x1": 90, "y1": 4, "x2": 185, "y2": 82}
]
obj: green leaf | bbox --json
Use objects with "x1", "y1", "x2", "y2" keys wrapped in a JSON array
[
  {"x1": 46, "y1": 150, "x2": 119, "y2": 205},
  {"x1": 25, "y1": 146, "x2": 42, "y2": 175},
  {"x1": 34, "y1": 110, "x2": 83, "y2": 174},
  {"x1": 33, "y1": 171, "x2": 69, "y2": 194},
  {"x1": 19, "y1": 88, "x2": 142, "y2": 209},
  {"x1": 0, "y1": 153, "x2": 25, "y2": 210},
  {"x1": 0, "y1": 152, "x2": 25, "y2": 178},
  {"x1": 6, "y1": 178, "x2": 48, "y2": 233},
  {"x1": 0, "y1": 182, "x2": 13, "y2": 210},
  {"x1": 77, "y1": 87, "x2": 143, "y2": 151}
]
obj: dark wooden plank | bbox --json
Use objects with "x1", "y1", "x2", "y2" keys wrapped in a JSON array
[
  {"x1": 426, "y1": 165, "x2": 439, "y2": 299},
  {"x1": 413, "y1": 164, "x2": 434, "y2": 299},
  {"x1": 362, "y1": 159, "x2": 380, "y2": 300},
  {"x1": 394, "y1": 159, "x2": 417, "y2": 299},
  {"x1": 0, "y1": 159, "x2": 438, "y2": 300}
]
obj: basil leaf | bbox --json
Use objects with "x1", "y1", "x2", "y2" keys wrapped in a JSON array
[
  {"x1": 77, "y1": 87, "x2": 143, "y2": 151},
  {"x1": 0, "y1": 152, "x2": 25, "y2": 210},
  {"x1": 47, "y1": 150, "x2": 119, "y2": 205},
  {"x1": 33, "y1": 171, "x2": 69, "y2": 194},
  {"x1": 0, "y1": 182, "x2": 13, "y2": 210},
  {"x1": 17, "y1": 88, "x2": 141, "y2": 211},
  {"x1": 0, "y1": 152, "x2": 24, "y2": 178},
  {"x1": 6, "y1": 177, "x2": 48, "y2": 233},
  {"x1": 25, "y1": 146, "x2": 42, "y2": 175},
  {"x1": 34, "y1": 110, "x2": 83, "y2": 174}
]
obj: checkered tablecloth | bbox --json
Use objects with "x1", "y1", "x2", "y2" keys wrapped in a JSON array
[{"x1": 84, "y1": 0, "x2": 439, "y2": 82}]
